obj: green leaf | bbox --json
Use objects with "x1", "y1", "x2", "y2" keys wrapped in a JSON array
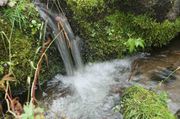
[
  {"x1": 135, "y1": 38, "x2": 145, "y2": 49},
  {"x1": 125, "y1": 38, "x2": 145, "y2": 53}
]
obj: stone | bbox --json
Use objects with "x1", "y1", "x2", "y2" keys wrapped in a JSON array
[
  {"x1": 176, "y1": 109, "x2": 180, "y2": 119},
  {"x1": 0, "y1": 0, "x2": 8, "y2": 6},
  {"x1": 167, "y1": 0, "x2": 180, "y2": 21},
  {"x1": 117, "y1": 0, "x2": 177, "y2": 21}
]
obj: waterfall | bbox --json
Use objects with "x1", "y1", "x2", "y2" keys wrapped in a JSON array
[{"x1": 34, "y1": 2, "x2": 83, "y2": 75}]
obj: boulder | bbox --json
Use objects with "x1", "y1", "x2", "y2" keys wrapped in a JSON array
[{"x1": 117, "y1": 0, "x2": 179, "y2": 21}]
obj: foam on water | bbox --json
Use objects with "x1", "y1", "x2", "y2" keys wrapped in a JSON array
[{"x1": 44, "y1": 59, "x2": 134, "y2": 119}]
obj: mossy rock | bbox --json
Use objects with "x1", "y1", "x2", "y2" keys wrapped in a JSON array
[
  {"x1": 120, "y1": 86, "x2": 176, "y2": 119},
  {"x1": 65, "y1": 0, "x2": 180, "y2": 61},
  {"x1": 77, "y1": 10, "x2": 179, "y2": 61}
]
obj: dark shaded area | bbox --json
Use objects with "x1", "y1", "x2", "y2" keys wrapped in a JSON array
[
  {"x1": 176, "y1": 109, "x2": 180, "y2": 119},
  {"x1": 110, "y1": 0, "x2": 178, "y2": 21}
]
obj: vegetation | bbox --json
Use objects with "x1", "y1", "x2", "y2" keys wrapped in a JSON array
[
  {"x1": 0, "y1": 0, "x2": 179, "y2": 118},
  {"x1": 1, "y1": 0, "x2": 41, "y2": 32},
  {"x1": 0, "y1": 1, "x2": 62, "y2": 118},
  {"x1": 67, "y1": 0, "x2": 105, "y2": 19},
  {"x1": 66, "y1": 0, "x2": 180, "y2": 61},
  {"x1": 114, "y1": 86, "x2": 176, "y2": 119},
  {"x1": 0, "y1": 0, "x2": 63, "y2": 88},
  {"x1": 0, "y1": 0, "x2": 41, "y2": 85},
  {"x1": 21, "y1": 102, "x2": 44, "y2": 119}
]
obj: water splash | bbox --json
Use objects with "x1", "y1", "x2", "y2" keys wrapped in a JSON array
[
  {"x1": 34, "y1": 1, "x2": 180, "y2": 118},
  {"x1": 43, "y1": 59, "x2": 134, "y2": 119},
  {"x1": 42, "y1": 50, "x2": 180, "y2": 118}
]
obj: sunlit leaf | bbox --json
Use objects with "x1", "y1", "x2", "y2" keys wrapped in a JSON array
[
  {"x1": 125, "y1": 38, "x2": 145, "y2": 53},
  {"x1": 30, "y1": 61, "x2": 36, "y2": 70},
  {"x1": 135, "y1": 38, "x2": 145, "y2": 49}
]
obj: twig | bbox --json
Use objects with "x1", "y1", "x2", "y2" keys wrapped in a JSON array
[
  {"x1": 158, "y1": 66, "x2": 180, "y2": 87},
  {"x1": 30, "y1": 31, "x2": 62, "y2": 104},
  {"x1": 4, "y1": 82, "x2": 18, "y2": 118},
  {"x1": 30, "y1": 40, "x2": 51, "y2": 104}
]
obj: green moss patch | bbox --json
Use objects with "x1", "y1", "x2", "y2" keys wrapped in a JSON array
[
  {"x1": 76, "y1": 10, "x2": 180, "y2": 61},
  {"x1": 119, "y1": 86, "x2": 176, "y2": 119},
  {"x1": 65, "y1": 0, "x2": 180, "y2": 61},
  {"x1": 67, "y1": 0, "x2": 105, "y2": 19}
]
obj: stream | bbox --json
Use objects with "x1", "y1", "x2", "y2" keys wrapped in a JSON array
[
  {"x1": 34, "y1": 1, "x2": 180, "y2": 118},
  {"x1": 40, "y1": 38, "x2": 180, "y2": 119}
]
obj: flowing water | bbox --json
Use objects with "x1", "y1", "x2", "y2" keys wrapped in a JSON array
[
  {"x1": 130, "y1": 39, "x2": 180, "y2": 113},
  {"x1": 34, "y1": 1, "x2": 180, "y2": 118},
  {"x1": 41, "y1": 39, "x2": 180, "y2": 119},
  {"x1": 43, "y1": 59, "x2": 134, "y2": 119},
  {"x1": 35, "y1": 1, "x2": 83, "y2": 75}
]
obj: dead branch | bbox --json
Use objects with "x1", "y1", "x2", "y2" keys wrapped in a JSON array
[
  {"x1": 30, "y1": 36, "x2": 52, "y2": 104},
  {"x1": 4, "y1": 82, "x2": 18, "y2": 118}
]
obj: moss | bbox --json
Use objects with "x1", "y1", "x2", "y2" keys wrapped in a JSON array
[
  {"x1": 65, "y1": 0, "x2": 180, "y2": 61},
  {"x1": 0, "y1": 22, "x2": 37, "y2": 83},
  {"x1": 67, "y1": 0, "x2": 105, "y2": 19},
  {"x1": 132, "y1": 15, "x2": 180, "y2": 47},
  {"x1": 39, "y1": 44, "x2": 65, "y2": 83},
  {"x1": 0, "y1": 1, "x2": 44, "y2": 89},
  {"x1": 0, "y1": 0, "x2": 65, "y2": 93},
  {"x1": 74, "y1": 10, "x2": 180, "y2": 61},
  {"x1": 81, "y1": 20, "x2": 125, "y2": 61},
  {"x1": 106, "y1": 12, "x2": 180, "y2": 47},
  {"x1": 119, "y1": 86, "x2": 176, "y2": 119},
  {"x1": 11, "y1": 30, "x2": 37, "y2": 83}
]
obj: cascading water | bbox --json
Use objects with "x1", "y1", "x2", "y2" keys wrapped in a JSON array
[
  {"x1": 43, "y1": 59, "x2": 134, "y2": 119},
  {"x1": 34, "y1": 3, "x2": 135, "y2": 118},
  {"x1": 34, "y1": 1, "x2": 180, "y2": 119},
  {"x1": 34, "y1": 1, "x2": 83, "y2": 75}
]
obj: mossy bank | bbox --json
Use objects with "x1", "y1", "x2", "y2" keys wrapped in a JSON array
[
  {"x1": 66, "y1": 0, "x2": 180, "y2": 62},
  {"x1": 115, "y1": 86, "x2": 176, "y2": 119},
  {"x1": 0, "y1": 1, "x2": 63, "y2": 97}
]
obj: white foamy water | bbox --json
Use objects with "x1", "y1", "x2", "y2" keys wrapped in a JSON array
[
  {"x1": 43, "y1": 59, "x2": 134, "y2": 119},
  {"x1": 42, "y1": 52, "x2": 180, "y2": 118}
]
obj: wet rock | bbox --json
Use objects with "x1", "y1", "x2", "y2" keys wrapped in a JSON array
[
  {"x1": 117, "y1": 0, "x2": 177, "y2": 21},
  {"x1": 167, "y1": 0, "x2": 180, "y2": 21},
  {"x1": 0, "y1": 0, "x2": 8, "y2": 6},
  {"x1": 110, "y1": 84, "x2": 125, "y2": 95},
  {"x1": 151, "y1": 66, "x2": 176, "y2": 83},
  {"x1": 176, "y1": 109, "x2": 180, "y2": 119}
]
